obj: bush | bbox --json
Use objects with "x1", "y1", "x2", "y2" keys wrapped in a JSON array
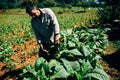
[
  {"x1": 98, "y1": 0, "x2": 120, "y2": 26},
  {"x1": 21, "y1": 0, "x2": 38, "y2": 7},
  {"x1": 8, "y1": 3, "x2": 18, "y2": 9},
  {"x1": 0, "y1": 3, "x2": 8, "y2": 9},
  {"x1": 38, "y1": 0, "x2": 56, "y2": 7}
]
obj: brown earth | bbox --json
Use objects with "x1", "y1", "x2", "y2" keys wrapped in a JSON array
[{"x1": 0, "y1": 39, "x2": 38, "y2": 80}]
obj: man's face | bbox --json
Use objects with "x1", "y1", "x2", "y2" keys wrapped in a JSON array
[{"x1": 29, "y1": 9, "x2": 40, "y2": 18}]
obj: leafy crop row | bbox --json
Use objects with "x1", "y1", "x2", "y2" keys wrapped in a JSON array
[{"x1": 21, "y1": 26, "x2": 109, "y2": 80}]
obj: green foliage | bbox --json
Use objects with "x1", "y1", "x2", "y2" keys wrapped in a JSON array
[
  {"x1": 73, "y1": 26, "x2": 108, "y2": 54},
  {"x1": 0, "y1": 42, "x2": 15, "y2": 63},
  {"x1": 21, "y1": 0, "x2": 38, "y2": 7},
  {"x1": 38, "y1": 0, "x2": 57, "y2": 7},
  {"x1": 0, "y1": 0, "x2": 99, "y2": 9},
  {"x1": 0, "y1": 1, "x2": 22, "y2": 9},
  {"x1": 84, "y1": 67, "x2": 109, "y2": 80},
  {"x1": 0, "y1": 13, "x2": 34, "y2": 67},
  {"x1": 21, "y1": 26, "x2": 109, "y2": 80},
  {"x1": 97, "y1": 0, "x2": 120, "y2": 25},
  {"x1": 0, "y1": 7, "x2": 108, "y2": 80},
  {"x1": 0, "y1": 3, "x2": 8, "y2": 9},
  {"x1": 0, "y1": 42, "x2": 17, "y2": 69},
  {"x1": 50, "y1": 64, "x2": 70, "y2": 79},
  {"x1": 21, "y1": 58, "x2": 49, "y2": 80}
]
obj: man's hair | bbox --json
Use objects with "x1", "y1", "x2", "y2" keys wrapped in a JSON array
[{"x1": 26, "y1": 4, "x2": 36, "y2": 13}]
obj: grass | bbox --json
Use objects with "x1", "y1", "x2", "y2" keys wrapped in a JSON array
[{"x1": 51, "y1": 7, "x2": 98, "y2": 29}]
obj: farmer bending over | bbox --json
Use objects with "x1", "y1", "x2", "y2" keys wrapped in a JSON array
[{"x1": 26, "y1": 4, "x2": 60, "y2": 60}]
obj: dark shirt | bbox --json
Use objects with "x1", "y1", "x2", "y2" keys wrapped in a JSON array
[{"x1": 31, "y1": 8, "x2": 60, "y2": 45}]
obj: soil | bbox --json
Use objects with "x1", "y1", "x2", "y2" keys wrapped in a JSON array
[
  {"x1": 0, "y1": 39, "x2": 120, "y2": 80},
  {"x1": 0, "y1": 39, "x2": 38, "y2": 80},
  {"x1": 102, "y1": 43, "x2": 120, "y2": 80}
]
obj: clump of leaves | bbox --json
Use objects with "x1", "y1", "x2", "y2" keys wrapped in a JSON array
[
  {"x1": 0, "y1": 42, "x2": 17, "y2": 70},
  {"x1": 73, "y1": 26, "x2": 108, "y2": 54},
  {"x1": 0, "y1": 42, "x2": 15, "y2": 63},
  {"x1": 20, "y1": 26, "x2": 109, "y2": 80}
]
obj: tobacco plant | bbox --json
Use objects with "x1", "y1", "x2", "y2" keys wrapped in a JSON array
[
  {"x1": 73, "y1": 26, "x2": 108, "y2": 54},
  {"x1": 0, "y1": 42, "x2": 15, "y2": 62},
  {"x1": 0, "y1": 42, "x2": 17, "y2": 69},
  {"x1": 21, "y1": 26, "x2": 109, "y2": 80}
]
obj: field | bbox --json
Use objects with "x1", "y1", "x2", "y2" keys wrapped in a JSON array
[{"x1": 0, "y1": 7, "x2": 120, "y2": 80}]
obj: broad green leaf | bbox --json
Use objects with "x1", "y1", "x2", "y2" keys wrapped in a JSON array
[
  {"x1": 21, "y1": 67, "x2": 37, "y2": 80},
  {"x1": 49, "y1": 59, "x2": 60, "y2": 68},
  {"x1": 70, "y1": 49, "x2": 82, "y2": 56},
  {"x1": 34, "y1": 57, "x2": 46, "y2": 71},
  {"x1": 74, "y1": 71, "x2": 82, "y2": 80},
  {"x1": 85, "y1": 70, "x2": 110, "y2": 80},
  {"x1": 91, "y1": 54, "x2": 101, "y2": 62},
  {"x1": 59, "y1": 49, "x2": 70, "y2": 55},
  {"x1": 84, "y1": 68, "x2": 109, "y2": 80},
  {"x1": 26, "y1": 65, "x2": 33, "y2": 71},
  {"x1": 69, "y1": 61, "x2": 80, "y2": 72},
  {"x1": 81, "y1": 45, "x2": 90, "y2": 56},
  {"x1": 67, "y1": 29, "x2": 72, "y2": 35},
  {"x1": 61, "y1": 58, "x2": 73, "y2": 74},
  {"x1": 42, "y1": 61, "x2": 49, "y2": 74},
  {"x1": 60, "y1": 49, "x2": 82, "y2": 56},
  {"x1": 37, "y1": 67, "x2": 48, "y2": 80},
  {"x1": 24, "y1": 65, "x2": 36, "y2": 74},
  {"x1": 81, "y1": 60, "x2": 93, "y2": 75},
  {"x1": 50, "y1": 65, "x2": 70, "y2": 79},
  {"x1": 68, "y1": 41, "x2": 76, "y2": 48}
]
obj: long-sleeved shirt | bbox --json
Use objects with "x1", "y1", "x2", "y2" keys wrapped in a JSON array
[{"x1": 31, "y1": 8, "x2": 60, "y2": 45}]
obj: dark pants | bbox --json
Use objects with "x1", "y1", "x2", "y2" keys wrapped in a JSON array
[{"x1": 39, "y1": 44, "x2": 58, "y2": 61}]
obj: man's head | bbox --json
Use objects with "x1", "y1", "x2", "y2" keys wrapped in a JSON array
[{"x1": 26, "y1": 4, "x2": 40, "y2": 18}]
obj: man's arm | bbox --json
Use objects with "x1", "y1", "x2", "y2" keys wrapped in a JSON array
[
  {"x1": 39, "y1": 43, "x2": 49, "y2": 55},
  {"x1": 31, "y1": 20, "x2": 42, "y2": 44},
  {"x1": 46, "y1": 8, "x2": 60, "y2": 43},
  {"x1": 31, "y1": 20, "x2": 50, "y2": 55}
]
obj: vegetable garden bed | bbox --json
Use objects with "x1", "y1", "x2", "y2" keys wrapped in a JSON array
[{"x1": 0, "y1": 8, "x2": 120, "y2": 80}]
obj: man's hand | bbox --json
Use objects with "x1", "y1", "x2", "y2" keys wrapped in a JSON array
[
  {"x1": 39, "y1": 43, "x2": 50, "y2": 55},
  {"x1": 54, "y1": 34, "x2": 60, "y2": 44},
  {"x1": 42, "y1": 49, "x2": 49, "y2": 55},
  {"x1": 54, "y1": 39, "x2": 59, "y2": 45}
]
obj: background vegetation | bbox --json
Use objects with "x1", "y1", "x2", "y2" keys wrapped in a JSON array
[{"x1": 0, "y1": 0, "x2": 99, "y2": 9}]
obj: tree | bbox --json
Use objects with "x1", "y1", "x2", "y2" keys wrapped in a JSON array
[
  {"x1": 97, "y1": 0, "x2": 120, "y2": 40},
  {"x1": 21, "y1": 0, "x2": 38, "y2": 7},
  {"x1": 38, "y1": 0, "x2": 56, "y2": 7},
  {"x1": 81, "y1": 0, "x2": 89, "y2": 12},
  {"x1": 88, "y1": 0, "x2": 97, "y2": 7},
  {"x1": 98, "y1": 0, "x2": 120, "y2": 25}
]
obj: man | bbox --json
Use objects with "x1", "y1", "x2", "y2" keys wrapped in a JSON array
[{"x1": 26, "y1": 5, "x2": 60, "y2": 60}]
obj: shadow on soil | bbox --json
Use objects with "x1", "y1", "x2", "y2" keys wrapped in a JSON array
[
  {"x1": 102, "y1": 49, "x2": 120, "y2": 70},
  {"x1": 104, "y1": 26, "x2": 120, "y2": 70},
  {"x1": 0, "y1": 69, "x2": 23, "y2": 80},
  {"x1": 107, "y1": 27, "x2": 120, "y2": 41}
]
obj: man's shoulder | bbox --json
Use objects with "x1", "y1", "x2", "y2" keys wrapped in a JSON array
[
  {"x1": 41, "y1": 8, "x2": 52, "y2": 12},
  {"x1": 31, "y1": 17, "x2": 36, "y2": 23},
  {"x1": 40, "y1": 8, "x2": 54, "y2": 15}
]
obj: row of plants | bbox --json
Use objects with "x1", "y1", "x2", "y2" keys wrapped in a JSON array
[
  {"x1": 20, "y1": 26, "x2": 109, "y2": 80},
  {"x1": 0, "y1": 8, "x2": 103, "y2": 78},
  {"x1": 0, "y1": 14, "x2": 34, "y2": 65},
  {"x1": 0, "y1": 8, "x2": 97, "y2": 71}
]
